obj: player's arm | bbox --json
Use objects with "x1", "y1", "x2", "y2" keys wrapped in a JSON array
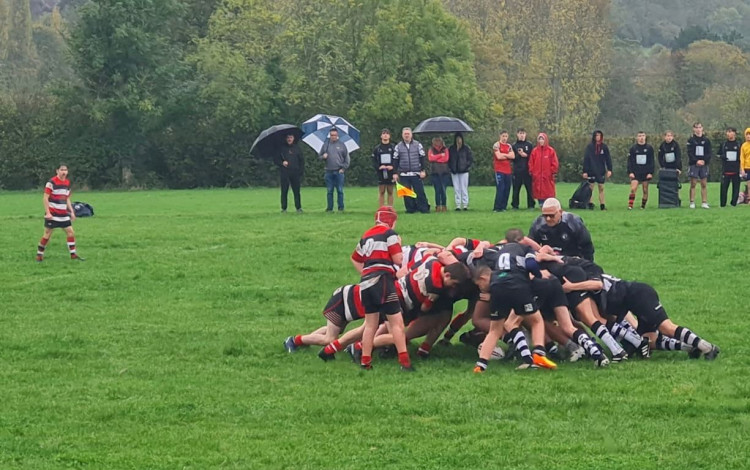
[
  {"x1": 415, "y1": 241, "x2": 444, "y2": 250},
  {"x1": 43, "y1": 192, "x2": 51, "y2": 219},
  {"x1": 67, "y1": 197, "x2": 76, "y2": 221},
  {"x1": 561, "y1": 277, "x2": 603, "y2": 293},
  {"x1": 536, "y1": 251, "x2": 563, "y2": 263},
  {"x1": 445, "y1": 237, "x2": 467, "y2": 250},
  {"x1": 351, "y1": 248, "x2": 365, "y2": 274},
  {"x1": 351, "y1": 258, "x2": 364, "y2": 274},
  {"x1": 436, "y1": 250, "x2": 458, "y2": 266},
  {"x1": 520, "y1": 236, "x2": 542, "y2": 251}
]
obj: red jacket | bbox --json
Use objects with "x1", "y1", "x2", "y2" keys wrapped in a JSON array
[{"x1": 529, "y1": 133, "x2": 559, "y2": 200}]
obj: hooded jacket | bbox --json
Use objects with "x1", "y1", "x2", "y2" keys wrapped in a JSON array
[
  {"x1": 528, "y1": 133, "x2": 558, "y2": 200},
  {"x1": 658, "y1": 140, "x2": 682, "y2": 170},
  {"x1": 448, "y1": 133, "x2": 473, "y2": 173},
  {"x1": 686, "y1": 134, "x2": 712, "y2": 166},
  {"x1": 741, "y1": 128, "x2": 750, "y2": 171},
  {"x1": 275, "y1": 141, "x2": 304, "y2": 174},
  {"x1": 582, "y1": 130, "x2": 612, "y2": 177}
]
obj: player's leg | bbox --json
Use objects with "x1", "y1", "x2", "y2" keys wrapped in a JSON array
[
  {"x1": 386, "y1": 183, "x2": 394, "y2": 207},
  {"x1": 37, "y1": 226, "x2": 53, "y2": 261},
  {"x1": 475, "y1": 318, "x2": 506, "y2": 373},
  {"x1": 598, "y1": 182, "x2": 606, "y2": 209},
  {"x1": 416, "y1": 310, "x2": 452, "y2": 357},
  {"x1": 700, "y1": 177, "x2": 708, "y2": 206},
  {"x1": 293, "y1": 323, "x2": 343, "y2": 349},
  {"x1": 359, "y1": 312, "x2": 381, "y2": 369},
  {"x1": 385, "y1": 310, "x2": 413, "y2": 370},
  {"x1": 318, "y1": 324, "x2": 365, "y2": 361},
  {"x1": 689, "y1": 176, "x2": 697, "y2": 206},
  {"x1": 553, "y1": 306, "x2": 607, "y2": 364},
  {"x1": 378, "y1": 184, "x2": 386, "y2": 207},
  {"x1": 63, "y1": 225, "x2": 81, "y2": 260},
  {"x1": 628, "y1": 178, "x2": 639, "y2": 209},
  {"x1": 657, "y1": 319, "x2": 719, "y2": 359},
  {"x1": 523, "y1": 311, "x2": 557, "y2": 369},
  {"x1": 575, "y1": 298, "x2": 627, "y2": 360},
  {"x1": 641, "y1": 180, "x2": 649, "y2": 208},
  {"x1": 608, "y1": 317, "x2": 649, "y2": 358}
]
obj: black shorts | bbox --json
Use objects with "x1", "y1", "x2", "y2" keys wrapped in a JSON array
[
  {"x1": 532, "y1": 278, "x2": 568, "y2": 321},
  {"x1": 377, "y1": 172, "x2": 395, "y2": 185},
  {"x1": 44, "y1": 218, "x2": 71, "y2": 229},
  {"x1": 558, "y1": 266, "x2": 591, "y2": 310},
  {"x1": 587, "y1": 175, "x2": 605, "y2": 184},
  {"x1": 623, "y1": 283, "x2": 668, "y2": 334},
  {"x1": 631, "y1": 173, "x2": 652, "y2": 182},
  {"x1": 322, "y1": 285, "x2": 362, "y2": 329},
  {"x1": 360, "y1": 273, "x2": 401, "y2": 316},
  {"x1": 489, "y1": 280, "x2": 538, "y2": 320}
]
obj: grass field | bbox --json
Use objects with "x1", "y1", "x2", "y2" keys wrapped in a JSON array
[{"x1": 1, "y1": 183, "x2": 749, "y2": 469}]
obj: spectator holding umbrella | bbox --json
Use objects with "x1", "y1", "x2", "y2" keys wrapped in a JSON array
[
  {"x1": 275, "y1": 133, "x2": 304, "y2": 213},
  {"x1": 394, "y1": 127, "x2": 430, "y2": 214},
  {"x1": 448, "y1": 132, "x2": 473, "y2": 211},
  {"x1": 428, "y1": 136, "x2": 451, "y2": 212},
  {"x1": 528, "y1": 132, "x2": 559, "y2": 205}
]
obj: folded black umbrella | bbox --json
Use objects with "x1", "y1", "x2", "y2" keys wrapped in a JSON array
[
  {"x1": 250, "y1": 124, "x2": 303, "y2": 157},
  {"x1": 413, "y1": 116, "x2": 474, "y2": 134}
]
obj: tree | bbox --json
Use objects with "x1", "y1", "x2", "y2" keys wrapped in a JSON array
[
  {"x1": 5, "y1": 0, "x2": 35, "y2": 63},
  {"x1": 0, "y1": 0, "x2": 10, "y2": 60}
]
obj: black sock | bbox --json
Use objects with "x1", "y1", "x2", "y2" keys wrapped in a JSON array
[
  {"x1": 475, "y1": 357, "x2": 488, "y2": 371},
  {"x1": 574, "y1": 328, "x2": 603, "y2": 358},
  {"x1": 674, "y1": 326, "x2": 711, "y2": 353},
  {"x1": 511, "y1": 328, "x2": 532, "y2": 364}
]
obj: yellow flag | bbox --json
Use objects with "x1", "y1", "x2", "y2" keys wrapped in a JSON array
[{"x1": 396, "y1": 182, "x2": 417, "y2": 198}]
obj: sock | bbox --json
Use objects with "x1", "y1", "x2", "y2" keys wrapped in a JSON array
[
  {"x1": 675, "y1": 326, "x2": 712, "y2": 353},
  {"x1": 628, "y1": 192, "x2": 635, "y2": 208},
  {"x1": 641, "y1": 197, "x2": 647, "y2": 208},
  {"x1": 323, "y1": 340, "x2": 342, "y2": 355},
  {"x1": 475, "y1": 357, "x2": 488, "y2": 371},
  {"x1": 398, "y1": 351, "x2": 411, "y2": 367},
  {"x1": 67, "y1": 236, "x2": 77, "y2": 258},
  {"x1": 417, "y1": 342, "x2": 431, "y2": 357},
  {"x1": 545, "y1": 341, "x2": 558, "y2": 356},
  {"x1": 600, "y1": 203, "x2": 606, "y2": 210},
  {"x1": 593, "y1": 321, "x2": 625, "y2": 355},
  {"x1": 443, "y1": 312, "x2": 468, "y2": 340},
  {"x1": 574, "y1": 328, "x2": 603, "y2": 358},
  {"x1": 293, "y1": 335, "x2": 304, "y2": 346},
  {"x1": 361, "y1": 355, "x2": 372, "y2": 368},
  {"x1": 512, "y1": 328, "x2": 532, "y2": 364},
  {"x1": 656, "y1": 333, "x2": 689, "y2": 351},
  {"x1": 37, "y1": 237, "x2": 49, "y2": 259},
  {"x1": 609, "y1": 321, "x2": 642, "y2": 348}
]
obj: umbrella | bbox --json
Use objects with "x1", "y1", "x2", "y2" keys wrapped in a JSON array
[
  {"x1": 301, "y1": 114, "x2": 360, "y2": 154},
  {"x1": 413, "y1": 116, "x2": 474, "y2": 134},
  {"x1": 250, "y1": 124, "x2": 303, "y2": 157}
]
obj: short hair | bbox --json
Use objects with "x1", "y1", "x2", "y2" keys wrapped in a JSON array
[
  {"x1": 57, "y1": 163, "x2": 68, "y2": 169},
  {"x1": 499, "y1": 130, "x2": 509, "y2": 135},
  {"x1": 542, "y1": 198, "x2": 562, "y2": 211},
  {"x1": 517, "y1": 128, "x2": 526, "y2": 133},
  {"x1": 432, "y1": 136, "x2": 444, "y2": 146},
  {"x1": 381, "y1": 128, "x2": 391, "y2": 135},
  {"x1": 329, "y1": 128, "x2": 338, "y2": 134},
  {"x1": 637, "y1": 131, "x2": 646, "y2": 135},
  {"x1": 505, "y1": 228, "x2": 525, "y2": 243},
  {"x1": 664, "y1": 130, "x2": 674, "y2": 136},
  {"x1": 693, "y1": 122, "x2": 702, "y2": 127},
  {"x1": 727, "y1": 127, "x2": 737, "y2": 133},
  {"x1": 471, "y1": 264, "x2": 492, "y2": 283},
  {"x1": 444, "y1": 263, "x2": 469, "y2": 284},
  {"x1": 402, "y1": 127, "x2": 412, "y2": 133}
]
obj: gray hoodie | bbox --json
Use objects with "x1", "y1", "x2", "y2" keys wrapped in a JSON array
[{"x1": 319, "y1": 140, "x2": 350, "y2": 171}]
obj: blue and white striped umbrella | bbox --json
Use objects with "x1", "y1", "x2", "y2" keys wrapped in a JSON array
[{"x1": 301, "y1": 114, "x2": 361, "y2": 154}]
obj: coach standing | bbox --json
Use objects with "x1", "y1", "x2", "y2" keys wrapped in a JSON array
[{"x1": 528, "y1": 198, "x2": 595, "y2": 261}]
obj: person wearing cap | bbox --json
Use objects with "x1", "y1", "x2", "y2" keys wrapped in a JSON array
[
  {"x1": 718, "y1": 127, "x2": 742, "y2": 207},
  {"x1": 528, "y1": 198, "x2": 595, "y2": 261},
  {"x1": 372, "y1": 128, "x2": 397, "y2": 206}
]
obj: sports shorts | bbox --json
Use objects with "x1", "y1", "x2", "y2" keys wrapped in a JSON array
[
  {"x1": 489, "y1": 279, "x2": 538, "y2": 321},
  {"x1": 532, "y1": 278, "x2": 568, "y2": 321},
  {"x1": 688, "y1": 165, "x2": 709, "y2": 180},
  {"x1": 359, "y1": 273, "x2": 401, "y2": 316},
  {"x1": 621, "y1": 283, "x2": 668, "y2": 334},
  {"x1": 44, "y1": 218, "x2": 71, "y2": 229},
  {"x1": 322, "y1": 285, "x2": 364, "y2": 329}
]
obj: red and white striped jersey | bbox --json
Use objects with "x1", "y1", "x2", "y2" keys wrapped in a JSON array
[
  {"x1": 44, "y1": 176, "x2": 71, "y2": 222},
  {"x1": 397, "y1": 256, "x2": 446, "y2": 311},
  {"x1": 352, "y1": 225, "x2": 402, "y2": 278}
]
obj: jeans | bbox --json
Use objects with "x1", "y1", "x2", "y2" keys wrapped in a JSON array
[
  {"x1": 493, "y1": 172, "x2": 512, "y2": 211},
  {"x1": 399, "y1": 174, "x2": 431, "y2": 213},
  {"x1": 431, "y1": 173, "x2": 451, "y2": 207},
  {"x1": 324, "y1": 171, "x2": 345, "y2": 210},
  {"x1": 451, "y1": 172, "x2": 469, "y2": 208}
]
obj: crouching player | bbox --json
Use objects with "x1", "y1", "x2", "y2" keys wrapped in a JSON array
[{"x1": 350, "y1": 206, "x2": 413, "y2": 371}]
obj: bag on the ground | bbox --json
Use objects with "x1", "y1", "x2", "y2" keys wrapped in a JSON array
[
  {"x1": 569, "y1": 181, "x2": 592, "y2": 209},
  {"x1": 657, "y1": 169, "x2": 681, "y2": 208},
  {"x1": 73, "y1": 201, "x2": 95, "y2": 217}
]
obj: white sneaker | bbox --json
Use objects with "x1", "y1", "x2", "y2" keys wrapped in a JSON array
[
  {"x1": 701, "y1": 202, "x2": 710, "y2": 209},
  {"x1": 689, "y1": 202, "x2": 696, "y2": 209}
]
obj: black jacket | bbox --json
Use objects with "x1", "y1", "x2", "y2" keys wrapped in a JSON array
[
  {"x1": 448, "y1": 144, "x2": 473, "y2": 173},
  {"x1": 627, "y1": 143, "x2": 655, "y2": 175},
  {"x1": 529, "y1": 212, "x2": 595, "y2": 261},
  {"x1": 687, "y1": 135, "x2": 712, "y2": 166},
  {"x1": 658, "y1": 140, "x2": 682, "y2": 170},
  {"x1": 582, "y1": 131, "x2": 612, "y2": 177},
  {"x1": 275, "y1": 143, "x2": 304, "y2": 174},
  {"x1": 512, "y1": 140, "x2": 533, "y2": 174},
  {"x1": 719, "y1": 139, "x2": 742, "y2": 174}
]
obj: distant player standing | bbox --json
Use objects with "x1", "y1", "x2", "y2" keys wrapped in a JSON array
[{"x1": 36, "y1": 164, "x2": 84, "y2": 262}]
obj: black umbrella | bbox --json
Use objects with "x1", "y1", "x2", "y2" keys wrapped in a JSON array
[
  {"x1": 413, "y1": 116, "x2": 474, "y2": 134},
  {"x1": 250, "y1": 124, "x2": 303, "y2": 157}
]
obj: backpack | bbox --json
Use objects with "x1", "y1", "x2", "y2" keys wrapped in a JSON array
[
  {"x1": 73, "y1": 201, "x2": 95, "y2": 217},
  {"x1": 569, "y1": 181, "x2": 592, "y2": 210}
]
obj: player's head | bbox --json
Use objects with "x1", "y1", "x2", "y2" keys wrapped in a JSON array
[
  {"x1": 56, "y1": 164, "x2": 68, "y2": 179},
  {"x1": 541, "y1": 198, "x2": 562, "y2": 227},
  {"x1": 636, "y1": 131, "x2": 646, "y2": 144},
  {"x1": 471, "y1": 264, "x2": 492, "y2": 292},
  {"x1": 375, "y1": 206, "x2": 398, "y2": 229},
  {"x1": 517, "y1": 128, "x2": 526, "y2": 140},
  {"x1": 442, "y1": 262, "x2": 469, "y2": 287},
  {"x1": 505, "y1": 228, "x2": 525, "y2": 243},
  {"x1": 693, "y1": 122, "x2": 703, "y2": 136},
  {"x1": 726, "y1": 127, "x2": 736, "y2": 140},
  {"x1": 664, "y1": 130, "x2": 674, "y2": 143},
  {"x1": 380, "y1": 128, "x2": 391, "y2": 143}
]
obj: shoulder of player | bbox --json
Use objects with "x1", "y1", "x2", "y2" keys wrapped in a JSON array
[{"x1": 561, "y1": 212, "x2": 586, "y2": 229}]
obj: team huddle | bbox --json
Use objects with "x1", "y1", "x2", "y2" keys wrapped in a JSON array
[{"x1": 283, "y1": 199, "x2": 720, "y2": 371}]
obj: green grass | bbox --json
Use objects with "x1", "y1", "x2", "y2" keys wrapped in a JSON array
[{"x1": 1, "y1": 184, "x2": 749, "y2": 469}]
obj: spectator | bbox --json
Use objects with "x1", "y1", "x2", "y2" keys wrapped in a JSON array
[
  {"x1": 687, "y1": 122, "x2": 712, "y2": 209},
  {"x1": 372, "y1": 128, "x2": 397, "y2": 207},
  {"x1": 582, "y1": 130, "x2": 612, "y2": 211},
  {"x1": 319, "y1": 129, "x2": 350, "y2": 212},
  {"x1": 428, "y1": 137, "x2": 451, "y2": 212},
  {"x1": 492, "y1": 130, "x2": 514, "y2": 212},
  {"x1": 394, "y1": 127, "x2": 430, "y2": 214},
  {"x1": 448, "y1": 133, "x2": 473, "y2": 211},
  {"x1": 275, "y1": 133, "x2": 304, "y2": 213},
  {"x1": 741, "y1": 128, "x2": 750, "y2": 203},
  {"x1": 718, "y1": 127, "x2": 741, "y2": 207},
  {"x1": 528, "y1": 133, "x2": 559, "y2": 205},
  {"x1": 511, "y1": 128, "x2": 534, "y2": 210},
  {"x1": 529, "y1": 198, "x2": 595, "y2": 261},
  {"x1": 658, "y1": 130, "x2": 682, "y2": 174}
]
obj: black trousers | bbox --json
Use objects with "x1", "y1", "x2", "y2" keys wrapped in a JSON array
[
  {"x1": 280, "y1": 171, "x2": 302, "y2": 210},
  {"x1": 720, "y1": 173, "x2": 740, "y2": 207},
  {"x1": 511, "y1": 172, "x2": 534, "y2": 209}
]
